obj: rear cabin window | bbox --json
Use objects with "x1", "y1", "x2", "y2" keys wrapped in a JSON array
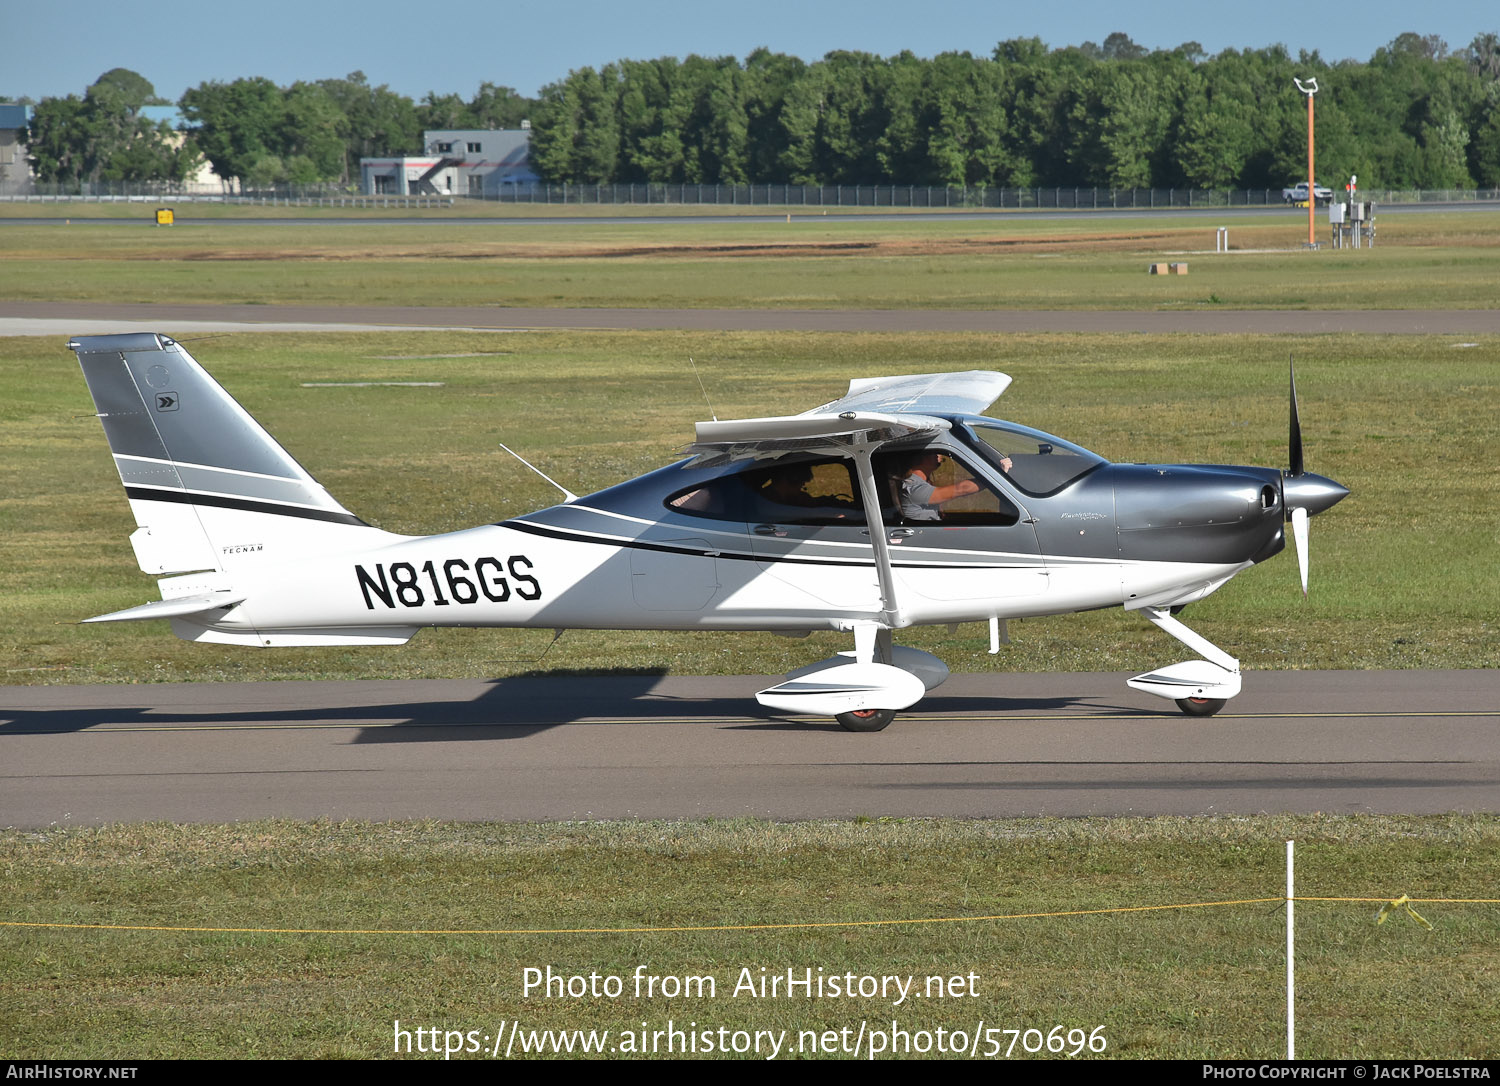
[{"x1": 668, "y1": 459, "x2": 864, "y2": 524}]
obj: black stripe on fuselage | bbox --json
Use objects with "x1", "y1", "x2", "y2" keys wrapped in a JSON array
[
  {"x1": 503, "y1": 519, "x2": 1017, "y2": 570},
  {"x1": 124, "y1": 486, "x2": 368, "y2": 526}
]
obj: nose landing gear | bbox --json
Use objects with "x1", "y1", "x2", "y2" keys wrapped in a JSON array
[
  {"x1": 835, "y1": 707, "x2": 898, "y2": 732},
  {"x1": 1175, "y1": 697, "x2": 1228, "y2": 718}
]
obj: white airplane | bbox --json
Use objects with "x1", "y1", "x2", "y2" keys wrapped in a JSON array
[{"x1": 70, "y1": 333, "x2": 1347, "y2": 731}]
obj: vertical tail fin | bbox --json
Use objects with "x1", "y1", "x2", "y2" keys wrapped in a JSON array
[{"x1": 70, "y1": 333, "x2": 396, "y2": 575}]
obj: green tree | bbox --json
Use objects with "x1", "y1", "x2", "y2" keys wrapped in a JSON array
[
  {"x1": 811, "y1": 51, "x2": 892, "y2": 183},
  {"x1": 418, "y1": 83, "x2": 533, "y2": 131},
  {"x1": 684, "y1": 56, "x2": 749, "y2": 183},
  {"x1": 616, "y1": 57, "x2": 686, "y2": 181},
  {"x1": 1069, "y1": 60, "x2": 1174, "y2": 186},
  {"x1": 91, "y1": 68, "x2": 163, "y2": 107},
  {"x1": 22, "y1": 96, "x2": 88, "y2": 183},
  {"x1": 1470, "y1": 109, "x2": 1500, "y2": 185},
  {"x1": 917, "y1": 52, "x2": 1012, "y2": 186},
  {"x1": 1464, "y1": 34, "x2": 1500, "y2": 184},
  {"x1": 315, "y1": 72, "x2": 420, "y2": 181},
  {"x1": 873, "y1": 51, "x2": 926, "y2": 183},
  {"x1": 743, "y1": 48, "x2": 805, "y2": 183},
  {"x1": 1466, "y1": 32, "x2": 1500, "y2": 81},
  {"x1": 1421, "y1": 109, "x2": 1472, "y2": 187},
  {"x1": 996, "y1": 41, "x2": 1091, "y2": 185},
  {"x1": 180, "y1": 77, "x2": 284, "y2": 185},
  {"x1": 1100, "y1": 32, "x2": 1147, "y2": 61},
  {"x1": 26, "y1": 70, "x2": 189, "y2": 185},
  {"x1": 468, "y1": 83, "x2": 532, "y2": 129},
  {"x1": 531, "y1": 66, "x2": 620, "y2": 182},
  {"x1": 774, "y1": 63, "x2": 829, "y2": 184},
  {"x1": 1195, "y1": 46, "x2": 1305, "y2": 189},
  {"x1": 280, "y1": 82, "x2": 348, "y2": 181},
  {"x1": 416, "y1": 91, "x2": 469, "y2": 130},
  {"x1": 1176, "y1": 69, "x2": 1255, "y2": 188},
  {"x1": 1330, "y1": 36, "x2": 1482, "y2": 187}
]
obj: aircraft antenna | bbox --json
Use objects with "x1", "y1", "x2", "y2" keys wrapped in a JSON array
[
  {"x1": 532, "y1": 628, "x2": 567, "y2": 667},
  {"x1": 497, "y1": 442, "x2": 578, "y2": 503},
  {"x1": 689, "y1": 357, "x2": 718, "y2": 422}
]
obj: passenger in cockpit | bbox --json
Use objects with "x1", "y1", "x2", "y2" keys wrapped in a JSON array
[{"x1": 753, "y1": 463, "x2": 856, "y2": 519}]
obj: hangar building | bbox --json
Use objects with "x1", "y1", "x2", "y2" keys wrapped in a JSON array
[{"x1": 360, "y1": 127, "x2": 535, "y2": 196}]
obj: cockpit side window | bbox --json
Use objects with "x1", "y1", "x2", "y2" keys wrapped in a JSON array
[
  {"x1": 667, "y1": 458, "x2": 866, "y2": 525},
  {"x1": 964, "y1": 421, "x2": 1106, "y2": 496},
  {"x1": 875, "y1": 447, "x2": 1019, "y2": 526}
]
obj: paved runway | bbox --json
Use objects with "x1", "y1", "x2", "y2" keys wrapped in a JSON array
[
  {"x1": 3, "y1": 670, "x2": 1494, "y2": 825},
  {"x1": 5, "y1": 299, "x2": 1500, "y2": 336}
]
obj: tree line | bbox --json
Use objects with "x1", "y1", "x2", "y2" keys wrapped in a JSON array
[
  {"x1": 532, "y1": 33, "x2": 1500, "y2": 190},
  {"x1": 19, "y1": 32, "x2": 1500, "y2": 190},
  {"x1": 22, "y1": 70, "x2": 530, "y2": 187}
]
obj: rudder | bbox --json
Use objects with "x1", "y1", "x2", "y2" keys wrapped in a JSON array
[{"x1": 70, "y1": 333, "x2": 398, "y2": 575}]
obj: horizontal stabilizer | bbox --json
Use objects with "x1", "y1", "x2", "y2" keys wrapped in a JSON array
[{"x1": 84, "y1": 593, "x2": 246, "y2": 624}]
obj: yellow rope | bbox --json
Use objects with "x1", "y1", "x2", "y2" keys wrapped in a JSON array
[{"x1": 5, "y1": 894, "x2": 1488, "y2": 936}]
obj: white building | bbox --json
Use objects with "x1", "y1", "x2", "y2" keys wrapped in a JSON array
[
  {"x1": 0, "y1": 103, "x2": 33, "y2": 194},
  {"x1": 360, "y1": 128, "x2": 536, "y2": 196}
]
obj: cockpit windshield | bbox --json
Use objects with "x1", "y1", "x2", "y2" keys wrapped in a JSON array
[{"x1": 959, "y1": 418, "x2": 1107, "y2": 496}]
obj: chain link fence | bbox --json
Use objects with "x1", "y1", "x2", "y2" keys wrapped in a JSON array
[{"x1": 5, "y1": 180, "x2": 1499, "y2": 209}]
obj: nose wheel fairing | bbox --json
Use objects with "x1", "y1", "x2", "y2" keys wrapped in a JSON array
[{"x1": 1126, "y1": 606, "x2": 1242, "y2": 715}]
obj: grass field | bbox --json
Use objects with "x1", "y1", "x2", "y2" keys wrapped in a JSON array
[
  {"x1": 1, "y1": 207, "x2": 1496, "y2": 1061},
  {"x1": 3, "y1": 817, "x2": 1498, "y2": 1060},
  {"x1": 2, "y1": 328, "x2": 1495, "y2": 684},
  {"x1": 3, "y1": 211, "x2": 1499, "y2": 310}
]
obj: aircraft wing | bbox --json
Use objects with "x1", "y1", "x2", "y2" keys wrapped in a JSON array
[
  {"x1": 685, "y1": 370, "x2": 1010, "y2": 465},
  {"x1": 809, "y1": 370, "x2": 1011, "y2": 417},
  {"x1": 687, "y1": 410, "x2": 949, "y2": 464}
]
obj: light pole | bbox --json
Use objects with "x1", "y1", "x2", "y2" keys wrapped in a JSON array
[{"x1": 1293, "y1": 77, "x2": 1319, "y2": 248}]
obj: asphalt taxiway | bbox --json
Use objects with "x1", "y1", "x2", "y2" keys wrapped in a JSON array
[
  {"x1": 4, "y1": 299, "x2": 1500, "y2": 336},
  {"x1": 4, "y1": 297, "x2": 1491, "y2": 826},
  {"x1": 3, "y1": 670, "x2": 1494, "y2": 825}
]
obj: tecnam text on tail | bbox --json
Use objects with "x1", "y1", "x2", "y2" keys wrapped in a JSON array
[{"x1": 70, "y1": 334, "x2": 1347, "y2": 731}]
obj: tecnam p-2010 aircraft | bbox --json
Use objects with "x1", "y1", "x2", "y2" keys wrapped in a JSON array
[{"x1": 70, "y1": 333, "x2": 1347, "y2": 731}]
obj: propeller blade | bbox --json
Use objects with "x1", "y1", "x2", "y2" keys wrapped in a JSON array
[
  {"x1": 1288, "y1": 355, "x2": 1304, "y2": 478},
  {"x1": 1290, "y1": 505, "x2": 1310, "y2": 596}
]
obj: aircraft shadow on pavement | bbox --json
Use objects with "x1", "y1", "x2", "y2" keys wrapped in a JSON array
[
  {"x1": 0, "y1": 674, "x2": 1136, "y2": 741},
  {"x1": 733, "y1": 693, "x2": 1136, "y2": 731},
  {"x1": 0, "y1": 671, "x2": 661, "y2": 741}
]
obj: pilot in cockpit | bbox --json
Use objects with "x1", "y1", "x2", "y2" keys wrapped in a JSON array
[{"x1": 897, "y1": 449, "x2": 983, "y2": 521}]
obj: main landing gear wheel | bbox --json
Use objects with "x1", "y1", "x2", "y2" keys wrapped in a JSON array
[
  {"x1": 1175, "y1": 697, "x2": 1227, "y2": 717},
  {"x1": 836, "y1": 708, "x2": 897, "y2": 732}
]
